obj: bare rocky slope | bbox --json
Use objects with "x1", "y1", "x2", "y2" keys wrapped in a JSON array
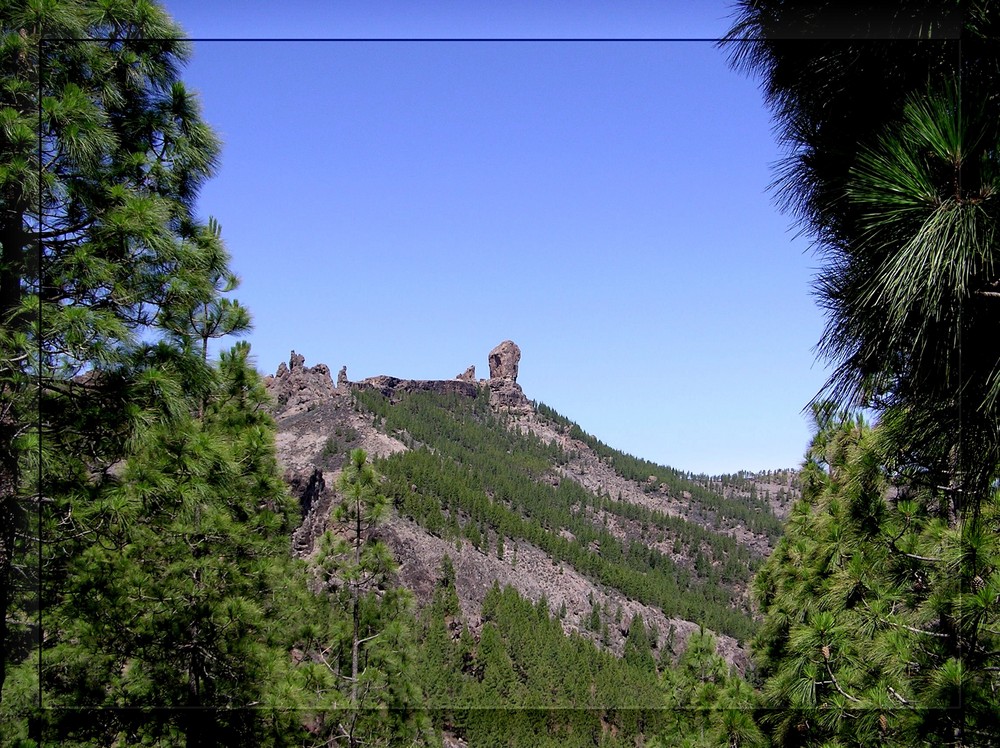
[{"x1": 263, "y1": 342, "x2": 799, "y2": 670}]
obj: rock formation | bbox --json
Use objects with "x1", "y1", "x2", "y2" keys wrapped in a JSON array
[
  {"x1": 488, "y1": 340, "x2": 520, "y2": 381},
  {"x1": 287, "y1": 467, "x2": 331, "y2": 557},
  {"x1": 488, "y1": 379, "x2": 530, "y2": 411},
  {"x1": 487, "y1": 340, "x2": 529, "y2": 411},
  {"x1": 263, "y1": 351, "x2": 339, "y2": 418},
  {"x1": 357, "y1": 375, "x2": 479, "y2": 401},
  {"x1": 265, "y1": 341, "x2": 532, "y2": 417}
]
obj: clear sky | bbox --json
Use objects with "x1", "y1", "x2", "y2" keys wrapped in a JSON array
[{"x1": 160, "y1": 1, "x2": 831, "y2": 476}]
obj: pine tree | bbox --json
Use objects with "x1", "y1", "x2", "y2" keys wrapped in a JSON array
[
  {"x1": 751, "y1": 408, "x2": 1000, "y2": 745},
  {"x1": 0, "y1": 4, "x2": 364, "y2": 745},
  {"x1": 724, "y1": 3, "x2": 1000, "y2": 745},
  {"x1": 724, "y1": 2, "x2": 1000, "y2": 504},
  {"x1": 654, "y1": 630, "x2": 762, "y2": 748},
  {"x1": 315, "y1": 448, "x2": 428, "y2": 747},
  {"x1": 623, "y1": 614, "x2": 656, "y2": 673},
  {"x1": 0, "y1": 0, "x2": 243, "y2": 705},
  {"x1": 0, "y1": 341, "x2": 321, "y2": 745}
]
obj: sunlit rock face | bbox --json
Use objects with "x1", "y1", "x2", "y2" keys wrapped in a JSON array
[
  {"x1": 487, "y1": 340, "x2": 529, "y2": 412},
  {"x1": 488, "y1": 340, "x2": 520, "y2": 381},
  {"x1": 263, "y1": 350, "x2": 338, "y2": 417}
]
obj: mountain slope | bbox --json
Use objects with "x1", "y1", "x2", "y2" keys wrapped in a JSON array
[{"x1": 263, "y1": 344, "x2": 799, "y2": 670}]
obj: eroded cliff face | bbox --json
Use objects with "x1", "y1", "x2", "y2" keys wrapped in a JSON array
[{"x1": 355, "y1": 375, "x2": 479, "y2": 401}]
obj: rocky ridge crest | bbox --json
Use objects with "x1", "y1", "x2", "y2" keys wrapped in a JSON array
[{"x1": 262, "y1": 350, "x2": 338, "y2": 418}]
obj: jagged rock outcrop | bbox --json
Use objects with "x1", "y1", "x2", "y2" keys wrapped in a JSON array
[
  {"x1": 287, "y1": 467, "x2": 332, "y2": 557},
  {"x1": 488, "y1": 340, "x2": 520, "y2": 381},
  {"x1": 275, "y1": 341, "x2": 529, "y2": 412},
  {"x1": 486, "y1": 340, "x2": 529, "y2": 411},
  {"x1": 263, "y1": 351, "x2": 340, "y2": 418},
  {"x1": 488, "y1": 379, "x2": 530, "y2": 411}
]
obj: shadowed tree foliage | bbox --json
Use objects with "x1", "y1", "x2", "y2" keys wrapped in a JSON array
[
  {"x1": 724, "y1": 1, "x2": 1000, "y2": 505},
  {"x1": 0, "y1": 3, "x2": 346, "y2": 745},
  {"x1": 0, "y1": 0, "x2": 246, "y2": 707},
  {"x1": 724, "y1": 3, "x2": 1000, "y2": 745}
]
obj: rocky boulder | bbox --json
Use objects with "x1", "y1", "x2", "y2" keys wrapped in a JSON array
[
  {"x1": 488, "y1": 340, "x2": 520, "y2": 381},
  {"x1": 486, "y1": 340, "x2": 529, "y2": 412}
]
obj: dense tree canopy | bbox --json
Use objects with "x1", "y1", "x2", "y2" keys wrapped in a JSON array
[
  {"x1": 0, "y1": 2, "x2": 326, "y2": 744},
  {"x1": 1, "y1": 0, "x2": 246, "y2": 704},
  {"x1": 751, "y1": 405, "x2": 1000, "y2": 745},
  {"x1": 357, "y1": 387, "x2": 761, "y2": 642},
  {"x1": 725, "y1": 2, "x2": 1000, "y2": 745}
]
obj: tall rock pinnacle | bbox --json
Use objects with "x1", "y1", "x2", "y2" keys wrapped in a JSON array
[{"x1": 488, "y1": 340, "x2": 520, "y2": 382}]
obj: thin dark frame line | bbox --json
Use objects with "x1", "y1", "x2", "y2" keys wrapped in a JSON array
[
  {"x1": 46, "y1": 35, "x2": 731, "y2": 41},
  {"x1": 28, "y1": 24, "x2": 969, "y2": 730}
]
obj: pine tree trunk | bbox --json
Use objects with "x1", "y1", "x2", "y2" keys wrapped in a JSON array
[
  {"x1": 351, "y1": 498, "x2": 362, "y2": 746},
  {"x1": 350, "y1": 493, "x2": 363, "y2": 746},
  {"x1": 350, "y1": 599, "x2": 360, "y2": 748}
]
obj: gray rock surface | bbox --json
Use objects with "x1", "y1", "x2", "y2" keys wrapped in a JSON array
[
  {"x1": 263, "y1": 351, "x2": 338, "y2": 418},
  {"x1": 357, "y1": 375, "x2": 479, "y2": 401},
  {"x1": 488, "y1": 340, "x2": 520, "y2": 381},
  {"x1": 287, "y1": 467, "x2": 331, "y2": 557}
]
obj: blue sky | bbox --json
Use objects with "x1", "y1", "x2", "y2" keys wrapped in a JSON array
[{"x1": 162, "y1": 1, "x2": 830, "y2": 475}]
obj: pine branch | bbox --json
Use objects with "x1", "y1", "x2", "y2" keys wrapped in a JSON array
[
  {"x1": 888, "y1": 540, "x2": 943, "y2": 564},
  {"x1": 822, "y1": 647, "x2": 862, "y2": 703}
]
